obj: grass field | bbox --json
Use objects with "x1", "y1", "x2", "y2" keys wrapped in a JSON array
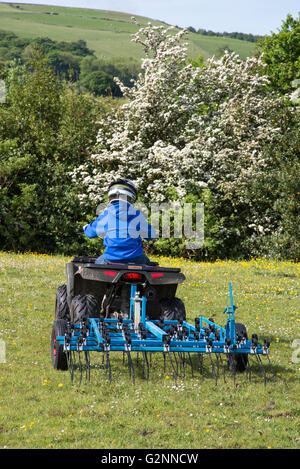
[
  {"x1": 0, "y1": 3, "x2": 255, "y2": 60},
  {"x1": 0, "y1": 251, "x2": 299, "y2": 449}
]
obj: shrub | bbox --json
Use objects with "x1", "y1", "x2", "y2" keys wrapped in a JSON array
[
  {"x1": 0, "y1": 51, "x2": 105, "y2": 254},
  {"x1": 72, "y1": 23, "x2": 293, "y2": 259}
]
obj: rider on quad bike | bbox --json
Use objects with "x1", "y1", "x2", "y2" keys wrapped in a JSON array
[
  {"x1": 53, "y1": 178, "x2": 185, "y2": 331},
  {"x1": 83, "y1": 179, "x2": 157, "y2": 266}
]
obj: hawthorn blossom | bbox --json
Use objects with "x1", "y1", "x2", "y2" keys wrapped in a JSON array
[{"x1": 72, "y1": 22, "x2": 287, "y2": 237}]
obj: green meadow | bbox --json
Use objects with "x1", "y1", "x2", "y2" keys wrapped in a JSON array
[{"x1": 0, "y1": 252, "x2": 299, "y2": 449}]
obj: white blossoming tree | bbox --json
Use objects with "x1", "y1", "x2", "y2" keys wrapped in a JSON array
[{"x1": 72, "y1": 22, "x2": 291, "y2": 257}]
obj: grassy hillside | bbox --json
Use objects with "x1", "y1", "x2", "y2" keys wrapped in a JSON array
[{"x1": 0, "y1": 2, "x2": 255, "y2": 60}]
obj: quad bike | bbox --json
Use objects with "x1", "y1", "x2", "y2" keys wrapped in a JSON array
[
  {"x1": 51, "y1": 256, "x2": 275, "y2": 386},
  {"x1": 53, "y1": 256, "x2": 186, "y2": 335}
]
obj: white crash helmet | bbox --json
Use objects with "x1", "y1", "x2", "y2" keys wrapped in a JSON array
[{"x1": 108, "y1": 178, "x2": 138, "y2": 204}]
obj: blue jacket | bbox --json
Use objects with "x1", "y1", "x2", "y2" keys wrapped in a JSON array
[{"x1": 84, "y1": 200, "x2": 157, "y2": 261}]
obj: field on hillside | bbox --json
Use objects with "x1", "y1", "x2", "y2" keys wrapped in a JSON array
[
  {"x1": 0, "y1": 252, "x2": 299, "y2": 449},
  {"x1": 0, "y1": 3, "x2": 255, "y2": 59}
]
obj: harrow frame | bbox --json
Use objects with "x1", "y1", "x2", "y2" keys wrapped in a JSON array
[{"x1": 53, "y1": 282, "x2": 275, "y2": 386}]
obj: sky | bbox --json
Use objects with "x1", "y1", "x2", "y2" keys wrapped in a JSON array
[{"x1": 2, "y1": 0, "x2": 299, "y2": 35}]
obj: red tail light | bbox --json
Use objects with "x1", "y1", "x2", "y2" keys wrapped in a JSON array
[
  {"x1": 151, "y1": 273, "x2": 164, "y2": 278},
  {"x1": 104, "y1": 271, "x2": 117, "y2": 276},
  {"x1": 124, "y1": 272, "x2": 143, "y2": 280}
]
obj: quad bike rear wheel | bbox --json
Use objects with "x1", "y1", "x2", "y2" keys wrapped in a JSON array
[
  {"x1": 160, "y1": 297, "x2": 186, "y2": 322},
  {"x1": 70, "y1": 294, "x2": 100, "y2": 324},
  {"x1": 51, "y1": 319, "x2": 68, "y2": 370},
  {"x1": 228, "y1": 322, "x2": 249, "y2": 372},
  {"x1": 55, "y1": 284, "x2": 70, "y2": 321}
]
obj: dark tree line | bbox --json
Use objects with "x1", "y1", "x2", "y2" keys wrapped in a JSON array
[
  {"x1": 0, "y1": 30, "x2": 140, "y2": 97},
  {"x1": 187, "y1": 26, "x2": 264, "y2": 42}
]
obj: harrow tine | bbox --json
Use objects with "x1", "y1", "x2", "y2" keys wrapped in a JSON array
[
  {"x1": 215, "y1": 352, "x2": 220, "y2": 375},
  {"x1": 71, "y1": 351, "x2": 76, "y2": 383},
  {"x1": 172, "y1": 352, "x2": 179, "y2": 374},
  {"x1": 255, "y1": 353, "x2": 266, "y2": 387},
  {"x1": 146, "y1": 352, "x2": 150, "y2": 379},
  {"x1": 247, "y1": 359, "x2": 251, "y2": 382},
  {"x1": 246, "y1": 356, "x2": 252, "y2": 383},
  {"x1": 208, "y1": 351, "x2": 218, "y2": 385},
  {"x1": 143, "y1": 351, "x2": 150, "y2": 381},
  {"x1": 263, "y1": 339, "x2": 276, "y2": 385},
  {"x1": 127, "y1": 351, "x2": 135, "y2": 385},
  {"x1": 106, "y1": 350, "x2": 112, "y2": 384},
  {"x1": 141, "y1": 351, "x2": 145, "y2": 376},
  {"x1": 78, "y1": 351, "x2": 83, "y2": 386},
  {"x1": 265, "y1": 354, "x2": 276, "y2": 385},
  {"x1": 167, "y1": 350, "x2": 178, "y2": 386},
  {"x1": 178, "y1": 352, "x2": 185, "y2": 378},
  {"x1": 85, "y1": 351, "x2": 91, "y2": 382},
  {"x1": 187, "y1": 352, "x2": 194, "y2": 378},
  {"x1": 66, "y1": 351, "x2": 74, "y2": 385},
  {"x1": 228, "y1": 354, "x2": 236, "y2": 386},
  {"x1": 232, "y1": 359, "x2": 236, "y2": 386},
  {"x1": 163, "y1": 352, "x2": 166, "y2": 373},
  {"x1": 216, "y1": 353, "x2": 226, "y2": 383},
  {"x1": 239, "y1": 354, "x2": 248, "y2": 381},
  {"x1": 198, "y1": 352, "x2": 204, "y2": 377},
  {"x1": 72, "y1": 350, "x2": 76, "y2": 366}
]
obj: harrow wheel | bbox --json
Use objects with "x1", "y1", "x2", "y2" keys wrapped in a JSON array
[
  {"x1": 70, "y1": 294, "x2": 100, "y2": 324},
  {"x1": 51, "y1": 319, "x2": 69, "y2": 370},
  {"x1": 55, "y1": 284, "x2": 70, "y2": 321},
  {"x1": 160, "y1": 297, "x2": 186, "y2": 322}
]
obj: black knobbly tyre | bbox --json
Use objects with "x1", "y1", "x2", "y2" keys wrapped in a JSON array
[
  {"x1": 160, "y1": 297, "x2": 186, "y2": 322},
  {"x1": 229, "y1": 322, "x2": 249, "y2": 372},
  {"x1": 51, "y1": 319, "x2": 68, "y2": 370},
  {"x1": 70, "y1": 294, "x2": 100, "y2": 324},
  {"x1": 55, "y1": 284, "x2": 70, "y2": 321}
]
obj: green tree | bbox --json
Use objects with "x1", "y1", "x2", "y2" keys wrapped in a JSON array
[
  {"x1": 80, "y1": 70, "x2": 121, "y2": 97},
  {"x1": 0, "y1": 51, "x2": 104, "y2": 254},
  {"x1": 47, "y1": 50, "x2": 81, "y2": 80},
  {"x1": 80, "y1": 56, "x2": 140, "y2": 95},
  {"x1": 56, "y1": 39, "x2": 94, "y2": 57},
  {"x1": 256, "y1": 13, "x2": 300, "y2": 94}
]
